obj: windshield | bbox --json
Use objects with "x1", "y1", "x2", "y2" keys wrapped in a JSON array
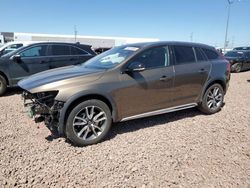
[
  {"x1": 225, "y1": 51, "x2": 244, "y2": 58},
  {"x1": 83, "y1": 46, "x2": 140, "y2": 69}
]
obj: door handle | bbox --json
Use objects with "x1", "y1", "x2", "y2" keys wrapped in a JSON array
[
  {"x1": 39, "y1": 60, "x2": 48, "y2": 64},
  {"x1": 198, "y1": 68, "x2": 206, "y2": 73},
  {"x1": 160, "y1": 75, "x2": 168, "y2": 81}
]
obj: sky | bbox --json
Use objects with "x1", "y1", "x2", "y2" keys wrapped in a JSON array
[{"x1": 0, "y1": 0, "x2": 250, "y2": 47}]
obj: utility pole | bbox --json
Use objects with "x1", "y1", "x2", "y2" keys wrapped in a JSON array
[
  {"x1": 224, "y1": 0, "x2": 233, "y2": 53},
  {"x1": 224, "y1": 0, "x2": 241, "y2": 52},
  {"x1": 74, "y1": 25, "x2": 78, "y2": 42}
]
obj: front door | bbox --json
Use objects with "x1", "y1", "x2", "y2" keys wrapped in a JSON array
[
  {"x1": 9, "y1": 45, "x2": 50, "y2": 85},
  {"x1": 117, "y1": 46, "x2": 174, "y2": 119}
]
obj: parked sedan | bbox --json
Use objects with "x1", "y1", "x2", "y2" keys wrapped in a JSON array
[
  {"x1": 0, "y1": 42, "x2": 96, "y2": 95},
  {"x1": 224, "y1": 50, "x2": 250, "y2": 72}
]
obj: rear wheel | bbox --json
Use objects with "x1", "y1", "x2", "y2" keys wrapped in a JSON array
[
  {"x1": 198, "y1": 84, "x2": 224, "y2": 114},
  {"x1": 0, "y1": 75, "x2": 7, "y2": 96},
  {"x1": 233, "y1": 63, "x2": 242, "y2": 73},
  {"x1": 65, "y1": 99, "x2": 112, "y2": 146}
]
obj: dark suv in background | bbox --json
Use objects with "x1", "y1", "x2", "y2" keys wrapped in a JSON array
[
  {"x1": 19, "y1": 41, "x2": 231, "y2": 146},
  {"x1": 224, "y1": 50, "x2": 250, "y2": 72},
  {"x1": 233, "y1": 47, "x2": 250, "y2": 51},
  {"x1": 0, "y1": 42, "x2": 96, "y2": 95}
]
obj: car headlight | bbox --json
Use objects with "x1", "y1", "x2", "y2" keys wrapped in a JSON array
[{"x1": 35, "y1": 91, "x2": 59, "y2": 100}]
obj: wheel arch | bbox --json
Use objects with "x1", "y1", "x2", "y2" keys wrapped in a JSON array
[
  {"x1": 231, "y1": 62, "x2": 243, "y2": 72},
  {"x1": 199, "y1": 79, "x2": 226, "y2": 103},
  {"x1": 58, "y1": 93, "x2": 118, "y2": 135},
  {"x1": 0, "y1": 71, "x2": 9, "y2": 85}
]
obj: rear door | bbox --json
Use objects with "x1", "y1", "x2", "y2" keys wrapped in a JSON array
[
  {"x1": 9, "y1": 44, "x2": 50, "y2": 85},
  {"x1": 244, "y1": 51, "x2": 250, "y2": 69},
  {"x1": 171, "y1": 45, "x2": 211, "y2": 106},
  {"x1": 70, "y1": 46, "x2": 94, "y2": 64},
  {"x1": 48, "y1": 44, "x2": 72, "y2": 69}
]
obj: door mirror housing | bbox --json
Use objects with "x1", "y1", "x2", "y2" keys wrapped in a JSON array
[
  {"x1": 11, "y1": 54, "x2": 21, "y2": 62},
  {"x1": 126, "y1": 62, "x2": 146, "y2": 72}
]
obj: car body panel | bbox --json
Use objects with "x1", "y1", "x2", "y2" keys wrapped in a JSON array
[
  {"x1": 172, "y1": 62, "x2": 211, "y2": 106},
  {"x1": 18, "y1": 65, "x2": 105, "y2": 95},
  {"x1": 116, "y1": 66, "x2": 174, "y2": 118}
]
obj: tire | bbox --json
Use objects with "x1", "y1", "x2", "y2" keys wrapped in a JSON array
[
  {"x1": 233, "y1": 63, "x2": 242, "y2": 73},
  {"x1": 198, "y1": 83, "x2": 224, "y2": 114},
  {"x1": 0, "y1": 75, "x2": 7, "y2": 96},
  {"x1": 65, "y1": 99, "x2": 112, "y2": 146}
]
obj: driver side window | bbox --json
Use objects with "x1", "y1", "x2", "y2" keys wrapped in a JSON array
[
  {"x1": 20, "y1": 45, "x2": 47, "y2": 57},
  {"x1": 132, "y1": 46, "x2": 169, "y2": 69}
]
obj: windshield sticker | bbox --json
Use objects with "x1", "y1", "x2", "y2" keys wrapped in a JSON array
[{"x1": 124, "y1": 47, "x2": 139, "y2": 51}]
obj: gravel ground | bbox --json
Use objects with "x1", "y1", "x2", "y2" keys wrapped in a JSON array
[{"x1": 0, "y1": 72, "x2": 250, "y2": 188}]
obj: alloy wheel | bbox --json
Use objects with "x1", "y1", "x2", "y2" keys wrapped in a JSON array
[
  {"x1": 73, "y1": 106, "x2": 107, "y2": 141},
  {"x1": 206, "y1": 86, "x2": 223, "y2": 110},
  {"x1": 235, "y1": 64, "x2": 241, "y2": 73}
]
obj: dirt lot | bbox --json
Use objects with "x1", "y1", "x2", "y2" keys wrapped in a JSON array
[{"x1": 0, "y1": 72, "x2": 249, "y2": 188}]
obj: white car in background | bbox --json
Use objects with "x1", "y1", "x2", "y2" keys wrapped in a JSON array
[{"x1": 0, "y1": 41, "x2": 37, "y2": 57}]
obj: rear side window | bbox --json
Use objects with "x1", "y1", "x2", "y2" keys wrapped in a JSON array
[
  {"x1": 71, "y1": 46, "x2": 88, "y2": 55},
  {"x1": 173, "y1": 46, "x2": 195, "y2": 64},
  {"x1": 195, "y1": 47, "x2": 206, "y2": 61},
  {"x1": 202, "y1": 48, "x2": 219, "y2": 60},
  {"x1": 51, "y1": 45, "x2": 70, "y2": 56}
]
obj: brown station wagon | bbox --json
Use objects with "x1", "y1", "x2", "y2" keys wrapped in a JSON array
[{"x1": 19, "y1": 41, "x2": 231, "y2": 146}]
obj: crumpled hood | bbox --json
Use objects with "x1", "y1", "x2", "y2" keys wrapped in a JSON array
[{"x1": 18, "y1": 65, "x2": 105, "y2": 92}]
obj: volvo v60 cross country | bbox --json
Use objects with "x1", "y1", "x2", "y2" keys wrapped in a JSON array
[{"x1": 19, "y1": 42, "x2": 231, "y2": 146}]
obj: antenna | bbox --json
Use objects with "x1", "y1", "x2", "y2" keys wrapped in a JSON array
[
  {"x1": 190, "y1": 32, "x2": 193, "y2": 42},
  {"x1": 74, "y1": 25, "x2": 78, "y2": 42}
]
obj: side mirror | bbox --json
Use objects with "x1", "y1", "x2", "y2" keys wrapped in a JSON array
[
  {"x1": 126, "y1": 62, "x2": 146, "y2": 72},
  {"x1": 11, "y1": 54, "x2": 21, "y2": 62}
]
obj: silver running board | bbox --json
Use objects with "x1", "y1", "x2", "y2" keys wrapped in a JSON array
[{"x1": 121, "y1": 103, "x2": 197, "y2": 122}]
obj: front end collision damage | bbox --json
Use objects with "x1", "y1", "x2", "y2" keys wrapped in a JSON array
[
  {"x1": 18, "y1": 66, "x2": 107, "y2": 135},
  {"x1": 22, "y1": 90, "x2": 64, "y2": 134}
]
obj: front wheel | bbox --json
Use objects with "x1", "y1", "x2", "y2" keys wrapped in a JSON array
[
  {"x1": 65, "y1": 99, "x2": 112, "y2": 146},
  {"x1": 198, "y1": 84, "x2": 224, "y2": 114}
]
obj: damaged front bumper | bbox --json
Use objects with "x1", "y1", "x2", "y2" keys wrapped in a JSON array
[{"x1": 22, "y1": 91, "x2": 64, "y2": 135}]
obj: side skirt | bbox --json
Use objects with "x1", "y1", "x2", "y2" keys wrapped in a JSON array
[{"x1": 120, "y1": 103, "x2": 197, "y2": 122}]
